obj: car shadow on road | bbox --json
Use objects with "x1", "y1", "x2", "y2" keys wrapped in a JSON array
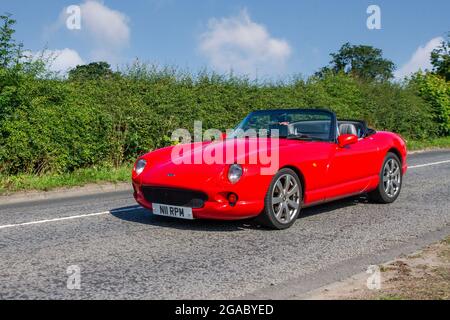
[
  {"x1": 110, "y1": 195, "x2": 369, "y2": 232},
  {"x1": 110, "y1": 206, "x2": 260, "y2": 232},
  {"x1": 301, "y1": 195, "x2": 369, "y2": 218}
]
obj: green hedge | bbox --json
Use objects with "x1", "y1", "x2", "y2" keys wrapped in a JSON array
[
  {"x1": 409, "y1": 73, "x2": 450, "y2": 136},
  {"x1": 0, "y1": 69, "x2": 446, "y2": 175}
]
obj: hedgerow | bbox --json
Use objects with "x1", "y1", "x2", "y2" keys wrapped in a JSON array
[{"x1": 0, "y1": 67, "x2": 447, "y2": 175}]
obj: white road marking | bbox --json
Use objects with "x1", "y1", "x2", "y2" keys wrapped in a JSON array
[
  {"x1": 409, "y1": 159, "x2": 450, "y2": 169},
  {"x1": 0, "y1": 207, "x2": 140, "y2": 230},
  {"x1": 0, "y1": 159, "x2": 449, "y2": 231}
]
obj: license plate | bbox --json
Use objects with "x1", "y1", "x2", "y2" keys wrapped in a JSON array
[{"x1": 152, "y1": 203, "x2": 194, "y2": 220}]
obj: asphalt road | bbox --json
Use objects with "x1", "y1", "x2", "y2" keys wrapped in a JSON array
[{"x1": 0, "y1": 150, "x2": 449, "y2": 299}]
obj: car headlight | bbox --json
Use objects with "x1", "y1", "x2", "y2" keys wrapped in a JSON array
[
  {"x1": 134, "y1": 159, "x2": 147, "y2": 176},
  {"x1": 228, "y1": 164, "x2": 243, "y2": 184}
]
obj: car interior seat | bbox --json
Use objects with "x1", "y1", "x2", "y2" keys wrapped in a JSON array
[{"x1": 339, "y1": 123, "x2": 358, "y2": 136}]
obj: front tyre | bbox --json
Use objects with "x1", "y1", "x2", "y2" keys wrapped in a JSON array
[
  {"x1": 369, "y1": 152, "x2": 403, "y2": 203},
  {"x1": 258, "y1": 168, "x2": 302, "y2": 230}
]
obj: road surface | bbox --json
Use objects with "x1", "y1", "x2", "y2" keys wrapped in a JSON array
[{"x1": 0, "y1": 150, "x2": 449, "y2": 299}]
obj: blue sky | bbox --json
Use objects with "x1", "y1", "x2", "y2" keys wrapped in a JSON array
[{"x1": 2, "y1": 0, "x2": 449, "y2": 79}]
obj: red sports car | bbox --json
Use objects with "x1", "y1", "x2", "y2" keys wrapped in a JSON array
[{"x1": 132, "y1": 109, "x2": 407, "y2": 229}]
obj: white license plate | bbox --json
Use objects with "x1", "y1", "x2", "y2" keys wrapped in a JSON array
[{"x1": 152, "y1": 203, "x2": 194, "y2": 220}]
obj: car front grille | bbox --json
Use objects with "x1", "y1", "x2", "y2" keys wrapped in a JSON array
[{"x1": 141, "y1": 187, "x2": 208, "y2": 209}]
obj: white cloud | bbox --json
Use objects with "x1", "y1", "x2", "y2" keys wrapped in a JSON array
[
  {"x1": 199, "y1": 9, "x2": 291, "y2": 76},
  {"x1": 29, "y1": 49, "x2": 84, "y2": 72},
  {"x1": 79, "y1": 1, "x2": 130, "y2": 49},
  {"x1": 395, "y1": 37, "x2": 444, "y2": 79},
  {"x1": 46, "y1": 1, "x2": 130, "y2": 62}
]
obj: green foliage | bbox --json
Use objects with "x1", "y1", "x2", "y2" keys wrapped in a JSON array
[
  {"x1": 0, "y1": 69, "x2": 444, "y2": 175},
  {"x1": 407, "y1": 136, "x2": 450, "y2": 151},
  {"x1": 68, "y1": 62, "x2": 116, "y2": 81},
  {"x1": 360, "y1": 80, "x2": 437, "y2": 139},
  {"x1": 431, "y1": 33, "x2": 450, "y2": 81},
  {"x1": 0, "y1": 77, "x2": 112, "y2": 174},
  {"x1": 0, "y1": 13, "x2": 22, "y2": 68},
  {"x1": 317, "y1": 42, "x2": 395, "y2": 81},
  {"x1": 0, "y1": 164, "x2": 131, "y2": 194},
  {"x1": 410, "y1": 73, "x2": 450, "y2": 136}
]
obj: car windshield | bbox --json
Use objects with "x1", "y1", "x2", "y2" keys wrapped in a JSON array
[{"x1": 229, "y1": 109, "x2": 334, "y2": 141}]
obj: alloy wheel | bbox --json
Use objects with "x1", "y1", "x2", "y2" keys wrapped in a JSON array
[{"x1": 271, "y1": 174, "x2": 301, "y2": 224}]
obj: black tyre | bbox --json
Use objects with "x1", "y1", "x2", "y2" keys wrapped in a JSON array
[
  {"x1": 258, "y1": 168, "x2": 303, "y2": 230},
  {"x1": 369, "y1": 152, "x2": 403, "y2": 203}
]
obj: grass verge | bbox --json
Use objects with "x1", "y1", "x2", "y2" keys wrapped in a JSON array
[
  {"x1": 304, "y1": 236, "x2": 450, "y2": 300},
  {"x1": 407, "y1": 136, "x2": 450, "y2": 151},
  {"x1": 370, "y1": 236, "x2": 450, "y2": 300},
  {"x1": 0, "y1": 165, "x2": 132, "y2": 195}
]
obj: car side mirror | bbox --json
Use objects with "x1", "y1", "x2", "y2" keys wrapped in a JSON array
[{"x1": 338, "y1": 134, "x2": 358, "y2": 148}]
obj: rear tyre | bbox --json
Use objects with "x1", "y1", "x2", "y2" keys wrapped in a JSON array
[
  {"x1": 368, "y1": 152, "x2": 402, "y2": 203},
  {"x1": 258, "y1": 168, "x2": 302, "y2": 230}
]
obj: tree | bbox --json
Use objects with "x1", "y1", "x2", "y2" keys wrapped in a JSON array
[
  {"x1": 431, "y1": 33, "x2": 450, "y2": 81},
  {"x1": 317, "y1": 43, "x2": 395, "y2": 81},
  {"x1": 0, "y1": 13, "x2": 22, "y2": 69},
  {"x1": 68, "y1": 62, "x2": 116, "y2": 81}
]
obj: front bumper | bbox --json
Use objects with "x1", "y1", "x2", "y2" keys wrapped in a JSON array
[{"x1": 132, "y1": 182, "x2": 265, "y2": 220}]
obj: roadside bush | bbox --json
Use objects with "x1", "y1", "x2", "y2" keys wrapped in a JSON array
[
  {"x1": 360, "y1": 80, "x2": 437, "y2": 139},
  {"x1": 0, "y1": 67, "x2": 446, "y2": 175},
  {"x1": 0, "y1": 78, "x2": 111, "y2": 174},
  {"x1": 409, "y1": 73, "x2": 450, "y2": 136}
]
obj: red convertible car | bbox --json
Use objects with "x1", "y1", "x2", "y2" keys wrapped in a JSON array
[{"x1": 132, "y1": 109, "x2": 407, "y2": 229}]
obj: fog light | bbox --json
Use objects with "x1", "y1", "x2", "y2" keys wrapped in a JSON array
[{"x1": 228, "y1": 193, "x2": 238, "y2": 207}]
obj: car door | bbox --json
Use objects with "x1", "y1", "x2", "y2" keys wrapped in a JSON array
[
  {"x1": 325, "y1": 135, "x2": 381, "y2": 201},
  {"x1": 292, "y1": 141, "x2": 336, "y2": 206}
]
